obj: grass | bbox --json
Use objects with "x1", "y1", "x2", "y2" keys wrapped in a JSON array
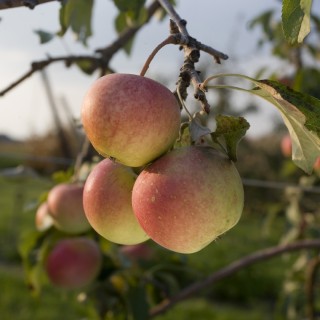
[{"x1": 0, "y1": 175, "x2": 295, "y2": 319}]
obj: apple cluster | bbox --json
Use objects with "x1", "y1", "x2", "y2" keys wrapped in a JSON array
[
  {"x1": 35, "y1": 183, "x2": 102, "y2": 289},
  {"x1": 81, "y1": 73, "x2": 244, "y2": 254}
]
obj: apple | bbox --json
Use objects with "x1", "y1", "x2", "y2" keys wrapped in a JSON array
[
  {"x1": 281, "y1": 134, "x2": 292, "y2": 157},
  {"x1": 83, "y1": 158, "x2": 149, "y2": 245},
  {"x1": 35, "y1": 202, "x2": 53, "y2": 231},
  {"x1": 314, "y1": 157, "x2": 320, "y2": 170},
  {"x1": 281, "y1": 134, "x2": 320, "y2": 170},
  {"x1": 81, "y1": 73, "x2": 181, "y2": 167},
  {"x1": 119, "y1": 243, "x2": 154, "y2": 261},
  {"x1": 47, "y1": 183, "x2": 91, "y2": 234},
  {"x1": 45, "y1": 237, "x2": 102, "y2": 289},
  {"x1": 132, "y1": 146, "x2": 244, "y2": 254}
]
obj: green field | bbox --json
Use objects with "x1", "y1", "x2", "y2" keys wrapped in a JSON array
[{"x1": 0, "y1": 174, "x2": 297, "y2": 319}]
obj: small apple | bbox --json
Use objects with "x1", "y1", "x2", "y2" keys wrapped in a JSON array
[
  {"x1": 81, "y1": 73, "x2": 181, "y2": 167},
  {"x1": 45, "y1": 237, "x2": 102, "y2": 289},
  {"x1": 47, "y1": 183, "x2": 90, "y2": 234},
  {"x1": 132, "y1": 146, "x2": 244, "y2": 254},
  {"x1": 119, "y1": 243, "x2": 154, "y2": 261},
  {"x1": 83, "y1": 158, "x2": 149, "y2": 245},
  {"x1": 314, "y1": 157, "x2": 320, "y2": 170},
  {"x1": 35, "y1": 202, "x2": 53, "y2": 231},
  {"x1": 281, "y1": 134, "x2": 292, "y2": 157}
]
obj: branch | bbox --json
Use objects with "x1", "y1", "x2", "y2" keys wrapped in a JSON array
[
  {"x1": 0, "y1": 0, "x2": 58, "y2": 10},
  {"x1": 150, "y1": 239, "x2": 320, "y2": 318},
  {"x1": 0, "y1": 0, "x2": 161, "y2": 97},
  {"x1": 0, "y1": 55, "x2": 108, "y2": 97}
]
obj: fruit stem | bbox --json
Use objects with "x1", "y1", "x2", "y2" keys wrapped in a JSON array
[{"x1": 140, "y1": 36, "x2": 177, "y2": 77}]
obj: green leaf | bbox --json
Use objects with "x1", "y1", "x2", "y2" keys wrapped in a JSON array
[
  {"x1": 34, "y1": 30, "x2": 55, "y2": 44},
  {"x1": 113, "y1": 0, "x2": 146, "y2": 14},
  {"x1": 282, "y1": 0, "x2": 312, "y2": 44},
  {"x1": 211, "y1": 115, "x2": 250, "y2": 162},
  {"x1": 204, "y1": 73, "x2": 320, "y2": 173},
  {"x1": 59, "y1": 0, "x2": 93, "y2": 46},
  {"x1": 75, "y1": 60, "x2": 97, "y2": 75},
  {"x1": 252, "y1": 79, "x2": 320, "y2": 173}
]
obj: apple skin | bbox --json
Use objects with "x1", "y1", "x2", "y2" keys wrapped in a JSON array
[
  {"x1": 83, "y1": 158, "x2": 149, "y2": 245},
  {"x1": 35, "y1": 202, "x2": 53, "y2": 231},
  {"x1": 81, "y1": 73, "x2": 181, "y2": 167},
  {"x1": 132, "y1": 146, "x2": 244, "y2": 254},
  {"x1": 45, "y1": 237, "x2": 102, "y2": 289},
  {"x1": 47, "y1": 183, "x2": 91, "y2": 234}
]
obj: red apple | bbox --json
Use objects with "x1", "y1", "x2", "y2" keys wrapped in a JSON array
[
  {"x1": 132, "y1": 146, "x2": 244, "y2": 254},
  {"x1": 281, "y1": 134, "x2": 292, "y2": 157},
  {"x1": 35, "y1": 202, "x2": 53, "y2": 231},
  {"x1": 314, "y1": 157, "x2": 320, "y2": 170},
  {"x1": 119, "y1": 243, "x2": 153, "y2": 261},
  {"x1": 47, "y1": 183, "x2": 90, "y2": 234},
  {"x1": 45, "y1": 237, "x2": 102, "y2": 289},
  {"x1": 81, "y1": 73, "x2": 181, "y2": 167},
  {"x1": 83, "y1": 159, "x2": 149, "y2": 245}
]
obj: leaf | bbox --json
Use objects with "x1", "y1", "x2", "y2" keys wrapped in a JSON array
[
  {"x1": 58, "y1": 0, "x2": 93, "y2": 46},
  {"x1": 75, "y1": 60, "x2": 97, "y2": 75},
  {"x1": 34, "y1": 30, "x2": 55, "y2": 44},
  {"x1": 282, "y1": 0, "x2": 312, "y2": 44},
  {"x1": 189, "y1": 112, "x2": 211, "y2": 143},
  {"x1": 211, "y1": 115, "x2": 250, "y2": 161},
  {"x1": 204, "y1": 73, "x2": 320, "y2": 173},
  {"x1": 113, "y1": 0, "x2": 146, "y2": 14},
  {"x1": 252, "y1": 79, "x2": 320, "y2": 173}
]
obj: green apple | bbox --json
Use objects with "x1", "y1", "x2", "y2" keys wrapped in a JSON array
[{"x1": 83, "y1": 158, "x2": 149, "y2": 245}]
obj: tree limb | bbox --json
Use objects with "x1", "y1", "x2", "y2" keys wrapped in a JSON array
[
  {"x1": 0, "y1": 0, "x2": 58, "y2": 10},
  {"x1": 0, "y1": 0, "x2": 161, "y2": 97},
  {"x1": 150, "y1": 239, "x2": 320, "y2": 317}
]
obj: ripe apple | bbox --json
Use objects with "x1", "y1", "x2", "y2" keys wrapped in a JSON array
[
  {"x1": 83, "y1": 158, "x2": 149, "y2": 245},
  {"x1": 81, "y1": 73, "x2": 181, "y2": 167},
  {"x1": 45, "y1": 237, "x2": 102, "y2": 289},
  {"x1": 281, "y1": 134, "x2": 292, "y2": 157},
  {"x1": 35, "y1": 202, "x2": 53, "y2": 231},
  {"x1": 47, "y1": 183, "x2": 91, "y2": 234},
  {"x1": 132, "y1": 146, "x2": 244, "y2": 254}
]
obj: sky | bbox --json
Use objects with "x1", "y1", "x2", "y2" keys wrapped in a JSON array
[{"x1": 0, "y1": 0, "x2": 296, "y2": 140}]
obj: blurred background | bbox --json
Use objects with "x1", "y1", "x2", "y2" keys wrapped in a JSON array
[{"x1": 1, "y1": 0, "x2": 320, "y2": 319}]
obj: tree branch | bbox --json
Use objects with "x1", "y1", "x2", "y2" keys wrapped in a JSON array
[
  {"x1": 0, "y1": 55, "x2": 108, "y2": 97},
  {"x1": 0, "y1": 0, "x2": 161, "y2": 97},
  {"x1": 0, "y1": 0, "x2": 58, "y2": 10},
  {"x1": 150, "y1": 239, "x2": 320, "y2": 317}
]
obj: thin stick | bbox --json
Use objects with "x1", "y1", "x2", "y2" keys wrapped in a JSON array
[
  {"x1": 157, "y1": 0, "x2": 189, "y2": 37},
  {"x1": 140, "y1": 35, "x2": 176, "y2": 76},
  {"x1": 150, "y1": 239, "x2": 320, "y2": 317}
]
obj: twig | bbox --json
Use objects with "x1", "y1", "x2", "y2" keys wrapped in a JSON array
[
  {"x1": 0, "y1": 0, "x2": 57, "y2": 10},
  {"x1": 140, "y1": 35, "x2": 177, "y2": 77},
  {"x1": 0, "y1": 55, "x2": 108, "y2": 97},
  {"x1": 154, "y1": 0, "x2": 228, "y2": 114},
  {"x1": 305, "y1": 255, "x2": 320, "y2": 320},
  {"x1": 150, "y1": 239, "x2": 320, "y2": 317},
  {"x1": 157, "y1": 0, "x2": 189, "y2": 37}
]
